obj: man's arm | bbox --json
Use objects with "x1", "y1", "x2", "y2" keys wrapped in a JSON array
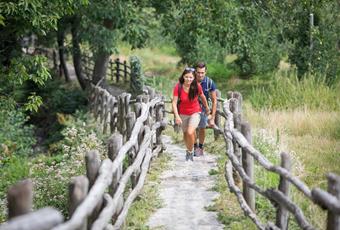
[{"x1": 210, "y1": 90, "x2": 217, "y2": 119}]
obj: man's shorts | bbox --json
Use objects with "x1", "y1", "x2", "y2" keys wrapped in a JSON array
[
  {"x1": 198, "y1": 112, "x2": 208, "y2": 129},
  {"x1": 180, "y1": 113, "x2": 200, "y2": 132}
]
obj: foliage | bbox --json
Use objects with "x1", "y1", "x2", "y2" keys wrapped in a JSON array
[
  {"x1": 130, "y1": 56, "x2": 144, "y2": 96},
  {"x1": 0, "y1": 55, "x2": 51, "y2": 112},
  {"x1": 255, "y1": 1, "x2": 340, "y2": 81},
  {"x1": 0, "y1": 98, "x2": 36, "y2": 161},
  {"x1": 80, "y1": 0, "x2": 154, "y2": 54},
  {"x1": 0, "y1": 110, "x2": 107, "y2": 222}
]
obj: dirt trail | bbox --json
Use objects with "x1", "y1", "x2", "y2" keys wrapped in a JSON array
[{"x1": 147, "y1": 136, "x2": 224, "y2": 230}]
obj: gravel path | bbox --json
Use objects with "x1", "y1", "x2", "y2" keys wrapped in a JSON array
[{"x1": 147, "y1": 136, "x2": 224, "y2": 230}]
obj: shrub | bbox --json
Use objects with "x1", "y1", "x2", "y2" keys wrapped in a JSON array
[{"x1": 0, "y1": 98, "x2": 36, "y2": 160}]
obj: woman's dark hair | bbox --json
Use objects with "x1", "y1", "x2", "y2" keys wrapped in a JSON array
[{"x1": 178, "y1": 68, "x2": 199, "y2": 101}]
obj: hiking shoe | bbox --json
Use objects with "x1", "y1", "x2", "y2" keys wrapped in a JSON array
[
  {"x1": 186, "y1": 150, "x2": 194, "y2": 161},
  {"x1": 193, "y1": 145, "x2": 198, "y2": 156},
  {"x1": 195, "y1": 147, "x2": 204, "y2": 157}
]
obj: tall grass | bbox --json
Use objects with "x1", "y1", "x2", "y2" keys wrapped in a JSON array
[{"x1": 250, "y1": 72, "x2": 340, "y2": 111}]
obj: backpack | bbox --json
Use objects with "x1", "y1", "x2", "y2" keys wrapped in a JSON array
[
  {"x1": 200, "y1": 77, "x2": 214, "y2": 108},
  {"x1": 177, "y1": 83, "x2": 182, "y2": 111}
]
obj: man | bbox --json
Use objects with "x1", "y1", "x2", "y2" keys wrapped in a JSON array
[{"x1": 194, "y1": 62, "x2": 217, "y2": 156}]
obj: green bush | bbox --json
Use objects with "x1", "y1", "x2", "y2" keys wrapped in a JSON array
[{"x1": 0, "y1": 98, "x2": 36, "y2": 159}]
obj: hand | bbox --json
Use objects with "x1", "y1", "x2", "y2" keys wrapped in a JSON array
[
  {"x1": 205, "y1": 108, "x2": 210, "y2": 115},
  {"x1": 208, "y1": 116, "x2": 215, "y2": 127},
  {"x1": 175, "y1": 116, "x2": 182, "y2": 125}
]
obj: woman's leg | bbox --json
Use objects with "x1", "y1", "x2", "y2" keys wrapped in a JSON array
[{"x1": 184, "y1": 126, "x2": 196, "y2": 152}]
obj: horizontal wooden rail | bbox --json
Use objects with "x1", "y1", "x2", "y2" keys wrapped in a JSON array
[{"x1": 219, "y1": 91, "x2": 340, "y2": 230}]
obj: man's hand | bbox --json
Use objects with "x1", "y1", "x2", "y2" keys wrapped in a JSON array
[{"x1": 207, "y1": 114, "x2": 215, "y2": 127}]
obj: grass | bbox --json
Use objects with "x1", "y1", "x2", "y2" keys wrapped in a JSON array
[{"x1": 122, "y1": 152, "x2": 171, "y2": 229}]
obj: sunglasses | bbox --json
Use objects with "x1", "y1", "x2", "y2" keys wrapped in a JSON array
[{"x1": 185, "y1": 67, "x2": 195, "y2": 72}]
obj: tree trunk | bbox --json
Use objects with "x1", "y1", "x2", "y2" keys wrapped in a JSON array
[
  {"x1": 57, "y1": 20, "x2": 70, "y2": 82},
  {"x1": 71, "y1": 15, "x2": 87, "y2": 90},
  {"x1": 92, "y1": 51, "x2": 110, "y2": 85}
]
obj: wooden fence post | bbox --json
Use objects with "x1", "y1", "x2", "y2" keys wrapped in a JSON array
[
  {"x1": 241, "y1": 122, "x2": 255, "y2": 211},
  {"x1": 107, "y1": 132, "x2": 123, "y2": 194},
  {"x1": 7, "y1": 179, "x2": 33, "y2": 219},
  {"x1": 110, "y1": 61, "x2": 114, "y2": 82},
  {"x1": 115, "y1": 58, "x2": 120, "y2": 82},
  {"x1": 275, "y1": 152, "x2": 291, "y2": 229},
  {"x1": 229, "y1": 97, "x2": 242, "y2": 186},
  {"x1": 109, "y1": 96, "x2": 117, "y2": 134},
  {"x1": 69, "y1": 175, "x2": 89, "y2": 230},
  {"x1": 123, "y1": 60, "x2": 127, "y2": 82},
  {"x1": 214, "y1": 89, "x2": 221, "y2": 140},
  {"x1": 85, "y1": 150, "x2": 101, "y2": 188},
  {"x1": 124, "y1": 93, "x2": 131, "y2": 115},
  {"x1": 102, "y1": 93, "x2": 110, "y2": 134},
  {"x1": 155, "y1": 103, "x2": 164, "y2": 149},
  {"x1": 107, "y1": 132, "x2": 124, "y2": 222},
  {"x1": 117, "y1": 93, "x2": 126, "y2": 137},
  {"x1": 85, "y1": 150, "x2": 103, "y2": 228},
  {"x1": 126, "y1": 112, "x2": 139, "y2": 188},
  {"x1": 326, "y1": 173, "x2": 340, "y2": 230}
]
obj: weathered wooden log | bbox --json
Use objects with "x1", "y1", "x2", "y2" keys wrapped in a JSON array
[
  {"x1": 115, "y1": 58, "x2": 120, "y2": 82},
  {"x1": 112, "y1": 148, "x2": 153, "y2": 229},
  {"x1": 155, "y1": 103, "x2": 164, "y2": 151},
  {"x1": 229, "y1": 98, "x2": 241, "y2": 186},
  {"x1": 126, "y1": 112, "x2": 138, "y2": 187},
  {"x1": 0, "y1": 207, "x2": 63, "y2": 230},
  {"x1": 52, "y1": 159, "x2": 113, "y2": 230},
  {"x1": 91, "y1": 126, "x2": 154, "y2": 229},
  {"x1": 225, "y1": 161, "x2": 265, "y2": 230},
  {"x1": 85, "y1": 150, "x2": 103, "y2": 228},
  {"x1": 214, "y1": 89, "x2": 221, "y2": 140},
  {"x1": 7, "y1": 179, "x2": 33, "y2": 219},
  {"x1": 241, "y1": 121, "x2": 255, "y2": 212},
  {"x1": 223, "y1": 99, "x2": 311, "y2": 198},
  {"x1": 223, "y1": 99, "x2": 314, "y2": 230},
  {"x1": 265, "y1": 189, "x2": 314, "y2": 230},
  {"x1": 108, "y1": 96, "x2": 117, "y2": 134},
  {"x1": 106, "y1": 132, "x2": 124, "y2": 222},
  {"x1": 117, "y1": 93, "x2": 126, "y2": 137},
  {"x1": 85, "y1": 150, "x2": 101, "y2": 188},
  {"x1": 124, "y1": 93, "x2": 131, "y2": 115},
  {"x1": 275, "y1": 152, "x2": 291, "y2": 230},
  {"x1": 134, "y1": 102, "x2": 142, "y2": 118},
  {"x1": 326, "y1": 173, "x2": 340, "y2": 230},
  {"x1": 68, "y1": 176, "x2": 89, "y2": 230},
  {"x1": 312, "y1": 188, "x2": 340, "y2": 214}
]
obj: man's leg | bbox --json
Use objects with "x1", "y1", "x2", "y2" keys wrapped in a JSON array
[{"x1": 198, "y1": 128, "x2": 205, "y2": 154}]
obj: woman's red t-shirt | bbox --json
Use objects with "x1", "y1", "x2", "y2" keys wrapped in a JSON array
[{"x1": 173, "y1": 83, "x2": 203, "y2": 115}]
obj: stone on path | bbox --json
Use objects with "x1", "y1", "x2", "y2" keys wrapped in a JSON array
[{"x1": 147, "y1": 136, "x2": 224, "y2": 230}]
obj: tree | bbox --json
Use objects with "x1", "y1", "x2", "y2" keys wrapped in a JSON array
[{"x1": 0, "y1": 0, "x2": 87, "y2": 110}]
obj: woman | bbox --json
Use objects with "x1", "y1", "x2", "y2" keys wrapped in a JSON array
[{"x1": 172, "y1": 67, "x2": 210, "y2": 161}]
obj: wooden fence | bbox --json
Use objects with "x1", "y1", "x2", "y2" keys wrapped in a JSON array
[
  {"x1": 81, "y1": 54, "x2": 131, "y2": 84},
  {"x1": 216, "y1": 91, "x2": 340, "y2": 230},
  {"x1": 0, "y1": 84, "x2": 167, "y2": 230}
]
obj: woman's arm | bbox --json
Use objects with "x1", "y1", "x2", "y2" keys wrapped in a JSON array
[{"x1": 172, "y1": 96, "x2": 182, "y2": 125}]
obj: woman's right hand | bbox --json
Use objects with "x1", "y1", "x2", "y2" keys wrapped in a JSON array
[{"x1": 175, "y1": 116, "x2": 182, "y2": 125}]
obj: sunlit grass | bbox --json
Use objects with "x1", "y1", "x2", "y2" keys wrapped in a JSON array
[{"x1": 122, "y1": 152, "x2": 171, "y2": 230}]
